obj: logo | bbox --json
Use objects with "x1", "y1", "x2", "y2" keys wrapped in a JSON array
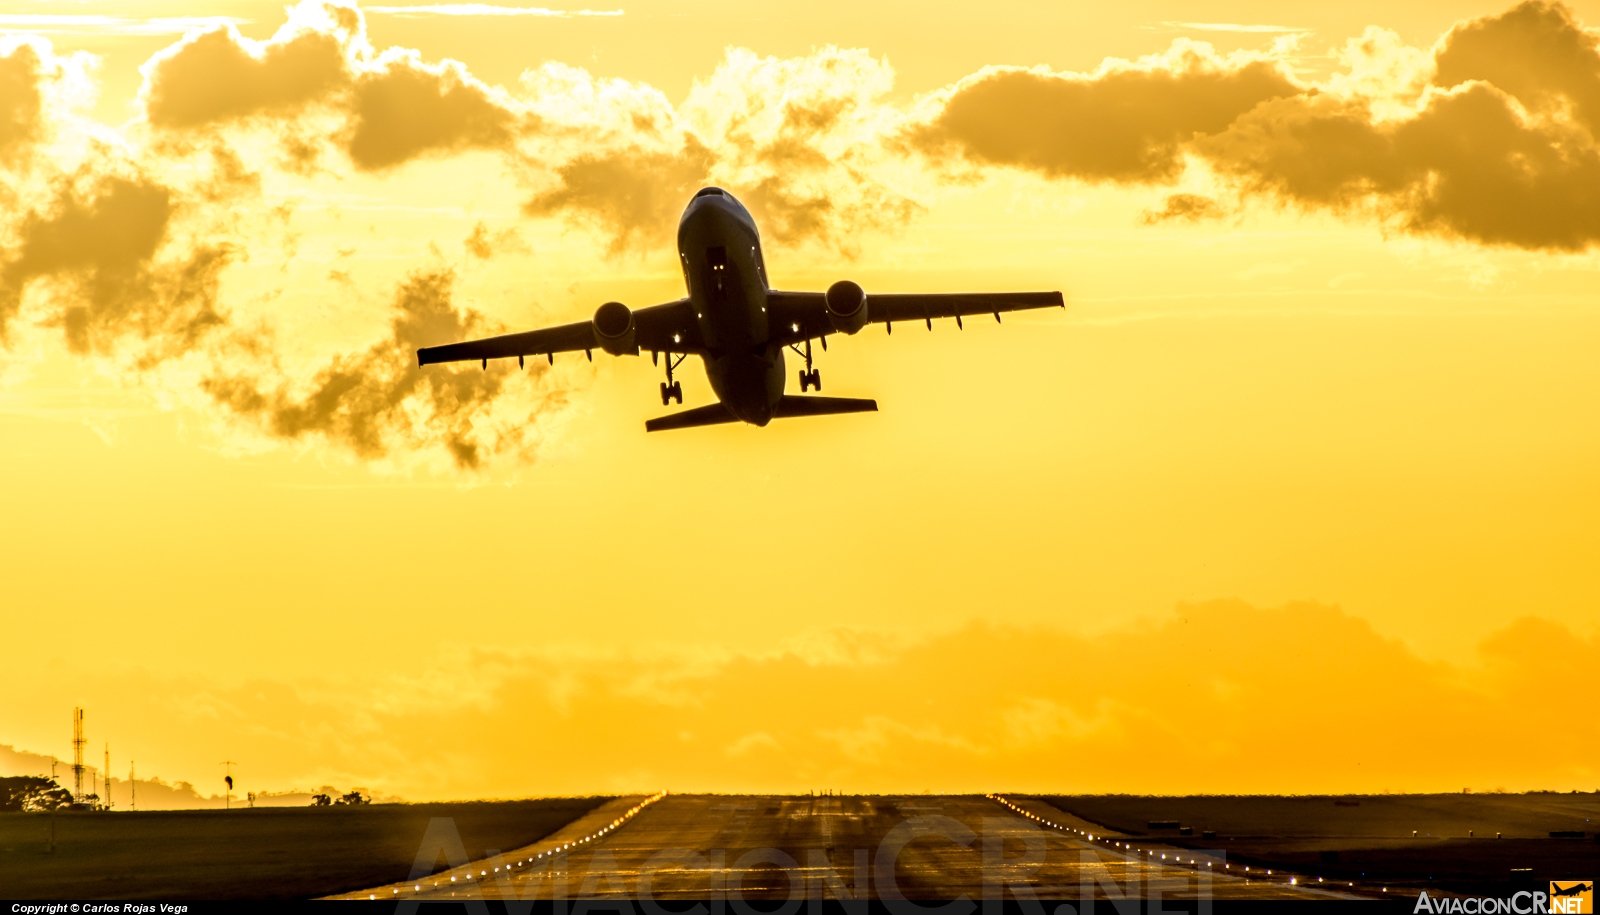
[
  {"x1": 1551, "y1": 882, "x2": 1593, "y2": 915},
  {"x1": 1414, "y1": 883, "x2": 1592, "y2": 914}
]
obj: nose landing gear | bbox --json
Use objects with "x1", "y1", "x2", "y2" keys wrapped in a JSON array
[{"x1": 791, "y1": 338, "x2": 823, "y2": 392}]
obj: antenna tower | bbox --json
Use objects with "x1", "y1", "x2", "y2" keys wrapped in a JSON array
[
  {"x1": 104, "y1": 744, "x2": 112, "y2": 810},
  {"x1": 129, "y1": 761, "x2": 136, "y2": 810},
  {"x1": 71, "y1": 708, "x2": 86, "y2": 805}
]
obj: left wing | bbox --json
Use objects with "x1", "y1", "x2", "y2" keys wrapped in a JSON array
[
  {"x1": 417, "y1": 318, "x2": 595, "y2": 367},
  {"x1": 417, "y1": 299, "x2": 703, "y2": 367},
  {"x1": 765, "y1": 290, "x2": 1062, "y2": 347}
]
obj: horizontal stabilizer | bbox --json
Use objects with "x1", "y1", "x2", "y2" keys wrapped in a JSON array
[
  {"x1": 645, "y1": 403, "x2": 738, "y2": 432},
  {"x1": 774, "y1": 395, "x2": 878, "y2": 418}
]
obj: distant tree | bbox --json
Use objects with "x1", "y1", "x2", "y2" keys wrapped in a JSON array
[
  {"x1": 0, "y1": 776, "x2": 73, "y2": 812},
  {"x1": 336, "y1": 791, "x2": 368, "y2": 805},
  {"x1": 311, "y1": 793, "x2": 332, "y2": 806}
]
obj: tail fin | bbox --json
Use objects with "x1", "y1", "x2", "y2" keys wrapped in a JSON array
[
  {"x1": 645, "y1": 403, "x2": 737, "y2": 432},
  {"x1": 774, "y1": 395, "x2": 878, "y2": 418}
]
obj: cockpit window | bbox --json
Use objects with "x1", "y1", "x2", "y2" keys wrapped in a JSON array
[{"x1": 693, "y1": 187, "x2": 727, "y2": 199}]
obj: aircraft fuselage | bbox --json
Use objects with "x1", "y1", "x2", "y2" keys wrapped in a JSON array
[{"x1": 677, "y1": 188, "x2": 785, "y2": 425}]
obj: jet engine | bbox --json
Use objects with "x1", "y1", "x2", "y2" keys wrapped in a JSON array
[
  {"x1": 825, "y1": 280, "x2": 868, "y2": 334},
  {"x1": 593, "y1": 301, "x2": 637, "y2": 355}
]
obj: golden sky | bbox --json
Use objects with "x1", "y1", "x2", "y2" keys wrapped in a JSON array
[{"x1": 0, "y1": 0, "x2": 1597, "y2": 801}]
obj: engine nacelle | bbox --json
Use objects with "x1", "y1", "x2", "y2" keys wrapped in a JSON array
[
  {"x1": 593, "y1": 301, "x2": 637, "y2": 355},
  {"x1": 825, "y1": 280, "x2": 868, "y2": 335}
]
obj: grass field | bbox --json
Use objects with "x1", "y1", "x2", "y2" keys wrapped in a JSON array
[
  {"x1": 0, "y1": 797, "x2": 610, "y2": 900},
  {"x1": 1037, "y1": 793, "x2": 1600, "y2": 896}
]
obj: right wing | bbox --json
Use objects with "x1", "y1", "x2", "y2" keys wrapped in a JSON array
[
  {"x1": 865, "y1": 291, "x2": 1064, "y2": 323},
  {"x1": 417, "y1": 299, "x2": 703, "y2": 367},
  {"x1": 764, "y1": 290, "x2": 1062, "y2": 346}
]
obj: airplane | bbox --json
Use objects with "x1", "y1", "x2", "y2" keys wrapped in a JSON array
[{"x1": 417, "y1": 187, "x2": 1064, "y2": 431}]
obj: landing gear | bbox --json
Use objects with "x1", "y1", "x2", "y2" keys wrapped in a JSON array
[
  {"x1": 659, "y1": 352, "x2": 686, "y2": 405},
  {"x1": 790, "y1": 338, "x2": 822, "y2": 392}
]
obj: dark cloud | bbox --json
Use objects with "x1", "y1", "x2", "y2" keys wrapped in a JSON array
[
  {"x1": 0, "y1": 171, "x2": 229, "y2": 356},
  {"x1": 0, "y1": 42, "x2": 44, "y2": 160},
  {"x1": 740, "y1": 176, "x2": 921, "y2": 253},
  {"x1": 527, "y1": 47, "x2": 925, "y2": 254},
  {"x1": 346, "y1": 55, "x2": 521, "y2": 170},
  {"x1": 918, "y1": 58, "x2": 1299, "y2": 183},
  {"x1": 725, "y1": 93, "x2": 855, "y2": 173},
  {"x1": 462, "y1": 221, "x2": 527, "y2": 259},
  {"x1": 194, "y1": 142, "x2": 262, "y2": 202},
  {"x1": 1434, "y1": 1, "x2": 1600, "y2": 137},
  {"x1": 1140, "y1": 192, "x2": 1226, "y2": 224},
  {"x1": 139, "y1": 3, "x2": 526, "y2": 172},
  {"x1": 527, "y1": 107, "x2": 922, "y2": 254},
  {"x1": 140, "y1": 22, "x2": 919, "y2": 255},
  {"x1": 464, "y1": 221, "x2": 494, "y2": 259},
  {"x1": 1201, "y1": 82, "x2": 1600, "y2": 249},
  {"x1": 203, "y1": 269, "x2": 548, "y2": 469},
  {"x1": 523, "y1": 137, "x2": 714, "y2": 254},
  {"x1": 141, "y1": 25, "x2": 350, "y2": 129},
  {"x1": 734, "y1": 93, "x2": 921, "y2": 250},
  {"x1": 912, "y1": 3, "x2": 1600, "y2": 251}
]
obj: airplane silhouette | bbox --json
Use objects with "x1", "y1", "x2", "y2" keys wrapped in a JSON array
[
  {"x1": 418, "y1": 187, "x2": 1064, "y2": 431},
  {"x1": 1551, "y1": 882, "x2": 1593, "y2": 897}
]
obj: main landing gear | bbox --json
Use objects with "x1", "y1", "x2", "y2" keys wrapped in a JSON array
[
  {"x1": 791, "y1": 338, "x2": 822, "y2": 392},
  {"x1": 656, "y1": 351, "x2": 686, "y2": 405}
]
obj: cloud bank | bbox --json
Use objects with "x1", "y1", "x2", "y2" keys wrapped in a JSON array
[
  {"x1": 916, "y1": 46, "x2": 1300, "y2": 184},
  {"x1": 8, "y1": 603, "x2": 1593, "y2": 801},
  {"x1": 929, "y1": 1, "x2": 1600, "y2": 251}
]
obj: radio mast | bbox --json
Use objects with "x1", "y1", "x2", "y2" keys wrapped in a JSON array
[
  {"x1": 71, "y1": 708, "x2": 86, "y2": 806},
  {"x1": 103, "y1": 744, "x2": 112, "y2": 810}
]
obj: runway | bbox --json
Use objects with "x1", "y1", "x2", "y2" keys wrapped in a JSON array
[{"x1": 335, "y1": 794, "x2": 1357, "y2": 902}]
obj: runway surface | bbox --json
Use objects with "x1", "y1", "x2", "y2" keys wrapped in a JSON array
[{"x1": 335, "y1": 794, "x2": 1356, "y2": 902}]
